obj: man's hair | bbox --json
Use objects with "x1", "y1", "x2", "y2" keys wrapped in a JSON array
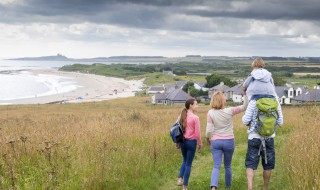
[{"x1": 251, "y1": 58, "x2": 265, "y2": 68}]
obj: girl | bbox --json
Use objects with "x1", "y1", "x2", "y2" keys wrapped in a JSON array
[{"x1": 177, "y1": 98, "x2": 202, "y2": 190}]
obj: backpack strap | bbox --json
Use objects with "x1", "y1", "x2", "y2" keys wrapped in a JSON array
[{"x1": 258, "y1": 138, "x2": 268, "y2": 165}]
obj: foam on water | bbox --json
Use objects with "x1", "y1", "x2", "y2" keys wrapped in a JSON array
[{"x1": 0, "y1": 71, "x2": 82, "y2": 101}]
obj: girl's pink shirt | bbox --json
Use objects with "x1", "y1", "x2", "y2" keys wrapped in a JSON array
[{"x1": 183, "y1": 112, "x2": 202, "y2": 146}]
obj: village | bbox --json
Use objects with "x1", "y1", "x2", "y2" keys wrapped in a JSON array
[{"x1": 148, "y1": 77, "x2": 320, "y2": 105}]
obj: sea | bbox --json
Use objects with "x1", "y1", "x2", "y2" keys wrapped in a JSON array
[{"x1": 0, "y1": 59, "x2": 161, "y2": 104}]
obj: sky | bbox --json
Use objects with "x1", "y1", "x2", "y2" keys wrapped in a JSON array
[{"x1": 0, "y1": 0, "x2": 320, "y2": 58}]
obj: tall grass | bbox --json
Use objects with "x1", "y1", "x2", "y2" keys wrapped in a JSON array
[
  {"x1": 0, "y1": 98, "x2": 190, "y2": 189},
  {"x1": 0, "y1": 98, "x2": 319, "y2": 189},
  {"x1": 280, "y1": 106, "x2": 320, "y2": 189}
]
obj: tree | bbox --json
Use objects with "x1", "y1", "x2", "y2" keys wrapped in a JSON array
[
  {"x1": 182, "y1": 82, "x2": 195, "y2": 93},
  {"x1": 199, "y1": 89, "x2": 208, "y2": 96},
  {"x1": 190, "y1": 88, "x2": 200, "y2": 97},
  {"x1": 182, "y1": 82, "x2": 209, "y2": 97},
  {"x1": 273, "y1": 74, "x2": 286, "y2": 86},
  {"x1": 205, "y1": 74, "x2": 237, "y2": 88}
]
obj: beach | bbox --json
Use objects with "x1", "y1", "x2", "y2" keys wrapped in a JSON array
[{"x1": 0, "y1": 70, "x2": 144, "y2": 105}]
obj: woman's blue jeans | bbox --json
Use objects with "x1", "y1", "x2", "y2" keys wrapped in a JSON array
[
  {"x1": 210, "y1": 139, "x2": 235, "y2": 188},
  {"x1": 178, "y1": 139, "x2": 197, "y2": 186}
]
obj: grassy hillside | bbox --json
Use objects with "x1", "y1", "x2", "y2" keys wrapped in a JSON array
[{"x1": 0, "y1": 98, "x2": 319, "y2": 189}]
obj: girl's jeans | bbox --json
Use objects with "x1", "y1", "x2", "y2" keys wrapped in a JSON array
[{"x1": 178, "y1": 139, "x2": 197, "y2": 186}]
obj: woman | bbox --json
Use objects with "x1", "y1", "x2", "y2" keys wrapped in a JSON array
[
  {"x1": 177, "y1": 98, "x2": 202, "y2": 190},
  {"x1": 206, "y1": 91, "x2": 248, "y2": 190}
]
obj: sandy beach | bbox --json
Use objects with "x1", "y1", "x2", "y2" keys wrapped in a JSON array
[{"x1": 0, "y1": 70, "x2": 144, "y2": 105}]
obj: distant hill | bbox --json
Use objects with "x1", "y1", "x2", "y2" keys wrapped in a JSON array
[
  {"x1": 9, "y1": 54, "x2": 320, "y2": 63},
  {"x1": 10, "y1": 54, "x2": 71, "y2": 61},
  {"x1": 109, "y1": 56, "x2": 165, "y2": 59},
  {"x1": 9, "y1": 54, "x2": 166, "y2": 62}
]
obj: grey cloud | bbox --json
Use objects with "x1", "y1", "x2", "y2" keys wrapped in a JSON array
[
  {"x1": 0, "y1": 1, "x2": 171, "y2": 28},
  {"x1": 1, "y1": 0, "x2": 320, "y2": 38},
  {"x1": 186, "y1": 0, "x2": 320, "y2": 21}
]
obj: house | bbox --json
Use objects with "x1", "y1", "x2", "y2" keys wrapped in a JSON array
[
  {"x1": 275, "y1": 86, "x2": 305, "y2": 104},
  {"x1": 175, "y1": 81, "x2": 187, "y2": 89},
  {"x1": 224, "y1": 84, "x2": 244, "y2": 103},
  {"x1": 163, "y1": 84, "x2": 176, "y2": 92},
  {"x1": 150, "y1": 81, "x2": 192, "y2": 105},
  {"x1": 291, "y1": 89, "x2": 320, "y2": 104},
  {"x1": 152, "y1": 88, "x2": 193, "y2": 105},
  {"x1": 208, "y1": 82, "x2": 230, "y2": 98},
  {"x1": 146, "y1": 85, "x2": 164, "y2": 95},
  {"x1": 162, "y1": 70, "x2": 174, "y2": 76},
  {"x1": 166, "y1": 89, "x2": 193, "y2": 105},
  {"x1": 194, "y1": 82, "x2": 208, "y2": 91},
  {"x1": 146, "y1": 81, "x2": 185, "y2": 95},
  {"x1": 152, "y1": 93, "x2": 168, "y2": 104}
]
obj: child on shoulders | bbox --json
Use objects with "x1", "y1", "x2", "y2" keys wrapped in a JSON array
[{"x1": 243, "y1": 58, "x2": 277, "y2": 100}]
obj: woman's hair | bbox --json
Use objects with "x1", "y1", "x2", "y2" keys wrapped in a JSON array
[
  {"x1": 179, "y1": 98, "x2": 196, "y2": 130},
  {"x1": 210, "y1": 91, "x2": 225, "y2": 109},
  {"x1": 251, "y1": 57, "x2": 265, "y2": 68}
]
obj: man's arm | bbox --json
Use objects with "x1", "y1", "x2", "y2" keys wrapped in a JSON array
[
  {"x1": 242, "y1": 100, "x2": 255, "y2": 126},
  {"x1": 276, "y1": 103, "x2": 284, "y2": 126}
]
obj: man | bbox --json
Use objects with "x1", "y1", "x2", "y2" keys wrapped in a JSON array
[{"x1": 242, "y1": 97, "x2": 283, "y2": 190}]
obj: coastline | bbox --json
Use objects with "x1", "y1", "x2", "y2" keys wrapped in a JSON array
[{"x1": 0, "y1": 69, "x2": 144, "y2": 105}]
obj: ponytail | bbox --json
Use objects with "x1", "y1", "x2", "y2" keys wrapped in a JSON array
[
  {"x1": 179, "y1": 98, "x2": 196, "y2": 130},
  {"x1": 179, "y1": 108, "x2": 188, "y2": 130}
]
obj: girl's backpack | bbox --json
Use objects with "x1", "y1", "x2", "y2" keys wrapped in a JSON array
[{"x1": 170, "y1": 121, "x2": 184, "y2": 143}]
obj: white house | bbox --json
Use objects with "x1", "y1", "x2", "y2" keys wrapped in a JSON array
[
  {"x1": 224, "y1": 84, "x2": 244, "y2": 103},
  {"x1": 275, "y1": 86, "x2": 305, "y2": 104},
  {"x1": 194, "y1": 82, "x2": 208, "y2": 91},
  {"x1": 291, "y1": 89, "x2": 320, "y2": 104}
]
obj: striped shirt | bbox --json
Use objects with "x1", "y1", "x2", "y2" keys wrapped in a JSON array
[{"x1": 242, "y1": 99, "x2": 284, "y2": 139}]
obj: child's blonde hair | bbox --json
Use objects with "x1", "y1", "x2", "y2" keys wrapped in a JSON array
[
  {"x1": 251, "y1": 58, "x2": 265, "y2": 68},
  {"x1": 210, "y1": 91, "x2": 224, "y2": 109}
]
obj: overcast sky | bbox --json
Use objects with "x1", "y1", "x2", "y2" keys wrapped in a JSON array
[{"x1": 1, "y1": 0, "x2": 320, "y2": 58}]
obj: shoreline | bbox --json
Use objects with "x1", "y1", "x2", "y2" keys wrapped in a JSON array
[{"x1": 0, "y1": 69, "x2": 144, "y2": 105}]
